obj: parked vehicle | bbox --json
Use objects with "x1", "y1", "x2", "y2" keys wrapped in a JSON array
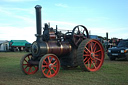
[{"x1": 107, "y1": 39, "x2": 128, "y2": 60}]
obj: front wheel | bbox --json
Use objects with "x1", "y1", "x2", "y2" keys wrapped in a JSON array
[
  {"x1": 77, "y1": 39, "x2": 105, "y2": 72},
  {"x1": 20, "y1": 53, "x2": 38, "y2": 75},
  {"x1": 39, "y1": 54, "x2": 60, "y2": 78}
]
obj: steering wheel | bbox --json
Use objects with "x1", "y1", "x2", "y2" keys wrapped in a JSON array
[
  {"x1": 72, "y1": 25, "x2": 89, "y2": 47},
  {"x1": 65, "y1": 32, "x2": 72, "y2": 35}
]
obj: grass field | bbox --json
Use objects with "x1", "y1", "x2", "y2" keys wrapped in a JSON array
[{"x1": 0, "y1": 52, "x2": 128, "y2": 85}]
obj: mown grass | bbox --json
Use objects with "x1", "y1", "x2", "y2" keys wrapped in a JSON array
[{"x1": 0, "y1": 52, "x2": 128, "y2": 85}]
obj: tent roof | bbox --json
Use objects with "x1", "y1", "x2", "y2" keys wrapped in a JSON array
[{"x1": 10, "y1": 40, "x2": 28, "y2": 46}]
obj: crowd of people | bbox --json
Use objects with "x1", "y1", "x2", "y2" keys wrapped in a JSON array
[
  {"x1": 107, "y1": 38, "x2": 122, "y2": 48},
  {"x1": 102, "y1": 38, "x2": 122, "y2": 51}
]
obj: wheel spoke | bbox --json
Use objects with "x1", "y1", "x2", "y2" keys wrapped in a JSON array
[
  {"x1": 95, "y1": 50, "x2": 101, "y2": 53},
  {"x1": 83, "y1": 54, "x2": 90, "y2": 57},
  {"x1": 78, "y1": 26, "x2": 80, "y2": 33},
  {"x1": 84, "y1": 50, "x2": 88, "y2": 54},
  {"x1": 27, "y1": 56, "x2": 30, "y2": 60},
  {"x1": 83, "y1": 36, "x2": 86, "y2": 39},
  {"x1": 28, "y1": 67, "x2": 31, "y2": 73},
  {"x1": 84, "y1": 57, "x2": 90, "y2": 64},
  {"x1": 90, "y1": 42, "x2": 93, "y2": 52},
  {"x1": 83, "y1": 57, "x2": 88, "y2": 61},
  {"x1": 85, "y1": 47, "x2": 91, "y2": 53},
  {"x1": 74, "y1": 35, "x2": 80, "y2": 37},
  {"x1": 30, "y1": 67, "x2": 33, "y2": 72},
  {"x1": 24, "y1": 59, "x2": 28, "y2": 63},
  {"x1": 82, "y1": 30, "x2": 85, "y2": 34},
  {"x1": 48, "y1": 57, "x2": 51, "y2": 63},
  {"x1": 88, "y1": 60, "x2": 90, "y2": 67},
  {"x1": 94, "y1": 59, "x2": 97, "y2": 64},
  {"x1": 50, "y1": 57, "x2": 53, "y2": 63},
  {"x1": 94, "y1": 47, "x2": 97, "y2": 52},
  {"x1": 52, "y1": 68, "x2": 56, "y2": 73},
  {"x1": 92, "y1": 43, "x2": 96, "y2": 51},
  {"x1": 76, "y1": 38, "x2": 81, "y2": 45},
  {"x1": 43, "y1": 60, "x2": 48, "y2": 64},
  {"x1": 52, "y1": 60, "x2": 57, "y2": 65},
  {"x1": 95, "y1": 57, "x2": 101, "y2": 61},
  {"x1": 90, "y1": 60, "x2": 92, "y2": 68},
  {"x1": 43, "y1": 68, "x2": 47, "y2": 72},
  {"x1": 47, "y1": 70, "x2": 50, "y2": 75},
  {"x1": 92, "y1": 60, "x2": 96, "y2": 68},
  {"x1": 34, "y1": 66, "x2": 37, "y2": 70},
  {"x1": 24, "y1": 65, "x2": 28, "y2": 69},
  {"x1": 52, "y1": 65, "x2": 57, "y2": 67},
  {"x1": 49, "y1": 70, "x2": 52, "y2": 75},
  {"x1": 95, "y1": 54, "x2": 99, "y2": 56},
  {"x1": 42, "y1": 65, "x2": 48, "y2": 67}
]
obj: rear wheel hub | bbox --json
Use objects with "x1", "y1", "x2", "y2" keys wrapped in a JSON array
[{"x1": 91, "y1": 53, "x2": 95, "y2": 59}]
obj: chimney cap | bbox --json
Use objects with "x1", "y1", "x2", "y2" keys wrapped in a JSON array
[{"x1": 35, "y1": 5, "x2": 42, "y2": 9}]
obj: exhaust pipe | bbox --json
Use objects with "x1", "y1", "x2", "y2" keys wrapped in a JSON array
[{"x1": 35, "y1": 5, "x2": 42, "y2": 42}]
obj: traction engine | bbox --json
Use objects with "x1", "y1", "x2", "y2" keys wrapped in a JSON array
[{"x1": 20, "y1": 5, "x2": 105, "y2": 78}]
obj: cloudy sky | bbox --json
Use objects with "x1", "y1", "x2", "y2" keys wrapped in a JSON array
[{"x1": 0, "y1": 0, "x2": 128, "y2": 43}]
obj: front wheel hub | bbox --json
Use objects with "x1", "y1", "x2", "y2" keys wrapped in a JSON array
[{"x1": 49, "y1": 63, "x2": 53, "y2": 69}]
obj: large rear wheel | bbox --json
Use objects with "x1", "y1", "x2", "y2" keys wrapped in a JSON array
[
  {"x1": 77, "y1": 39, "x2": 104, "y2": 71},
  {"x1": 39, "y1": 54, "x2": 60, "y2": 78}
]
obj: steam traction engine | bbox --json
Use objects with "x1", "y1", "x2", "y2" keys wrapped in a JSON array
[{"x1": 20, "y1": 5, "x2": 105, "y2": 78}]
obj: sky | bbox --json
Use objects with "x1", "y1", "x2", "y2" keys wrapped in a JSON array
[{"x1": 0, "y1": 0, "x2": 128, "y2": 43}]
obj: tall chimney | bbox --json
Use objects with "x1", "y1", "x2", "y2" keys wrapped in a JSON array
[
  {"x1": 35, "y1": 5, "x2": 42, "y2": 42},
  {"x1": 106, "y1": 32, "x2": 108, "y2": 50}
]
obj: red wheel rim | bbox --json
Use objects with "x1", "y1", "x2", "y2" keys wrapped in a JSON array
[
  {"x1": 22, "y1": 54, "x2": 38, "y2": 74},
  {"x1": 83, "y1": 39, "x2": 104, "y2": 71},
  {"x1": 40, "y1": 55, "x2": 60, "y2": 78}
]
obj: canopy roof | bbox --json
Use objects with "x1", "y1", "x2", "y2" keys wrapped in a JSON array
[{"x1": 10, "y1": 40, "x2": 28, "y2": 47}]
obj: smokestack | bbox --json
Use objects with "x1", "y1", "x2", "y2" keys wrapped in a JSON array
[
  {"x1": 35, "y1": 5, "x2": 42, "y2": 42},
  {"x1": 106, "y1": 32, "x2": 108, "y2": 41},
  {"x1": 106, "y1": 32, "x2": 108, "y2": 50}
]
